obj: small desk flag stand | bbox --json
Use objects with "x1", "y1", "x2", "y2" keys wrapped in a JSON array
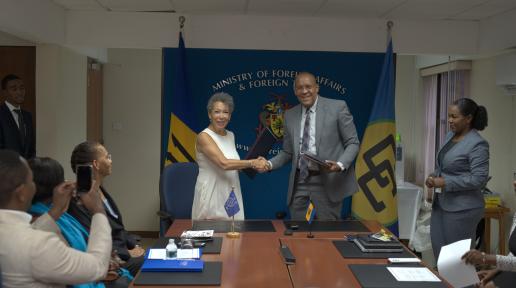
[
  {"x1": 225, "y1": 186, "x2": 241, "y2": 238},
  {"x1": 306, "y1": 198, "x2": 315, "y2": 238},
  {"x1": 227, "y1": 215, "x2": 240, "y2": 238}
]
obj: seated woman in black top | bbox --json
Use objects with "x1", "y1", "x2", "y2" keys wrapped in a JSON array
[{"x1": 69, "y1": 141, "x2": 144, "y2": 276}]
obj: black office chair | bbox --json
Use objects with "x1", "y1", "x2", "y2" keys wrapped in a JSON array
[{"x1": 157, "y1": 162, "x2": 199, "y2": 236}]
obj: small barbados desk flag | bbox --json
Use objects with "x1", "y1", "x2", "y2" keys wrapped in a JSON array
[
  {"x1": 224, "y1": 187, "x2": 240, "y2": 218},
  {"x1": 305, "y1": 200, "x2": 315, "y2": 224}
]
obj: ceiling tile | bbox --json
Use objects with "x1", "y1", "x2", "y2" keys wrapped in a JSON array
[
  {"x1": 453, "y1": 0, "x2": 516, "y2": 20},
  {"x1": 385, "y1": 0, "x2": 487, "y2": 20},
  {"x1": 172, "y1": 0, "x2": 247, "y2": 14},
  {"x1": 317, "y1": 0, "x2": 406, "y2": 18},
  {"x1": 52, "y1": 0, "x2": 105, "y2": 11},
  {"x1": 98, "y1": 0, "x2": 174, "y2": 12},
  {"x1": 247, "y1": 0, "x2": 325, "y2": 16}
]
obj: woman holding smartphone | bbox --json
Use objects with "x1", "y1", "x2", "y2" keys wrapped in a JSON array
[
  {"x1": 29, "y1": 157, "x2": 133, "y2": 287},
  {"x1": 68, "y1": 141, "x2": 143, "y2": 277}
]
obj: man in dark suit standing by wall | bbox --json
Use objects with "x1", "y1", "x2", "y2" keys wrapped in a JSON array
[
  {"x1": 0, "y1": 74, "x2": 35, "y2": 159},
  {"x1": 262, "y1": 72, "x2": 360, "y2": 220}
]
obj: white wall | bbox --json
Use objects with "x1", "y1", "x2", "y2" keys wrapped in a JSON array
[
  {"x1": 103, "y1": 48, "x2": 162, "y2": 231},
  {"x1": 470, "y1": 59, "x2": 516, "y2": 212},
  {"x1": 0, "y1": 30, "x2": 33, "y2": 46},
  {"x1": 36, "y1": 44, "x2": 87, "y2": 180},
  {"x1": 0, "y1": 0, "x2": 65, "y2": 44},
  {"x1": 471, "y1": 58, "x2": 515, "y2": 252}
]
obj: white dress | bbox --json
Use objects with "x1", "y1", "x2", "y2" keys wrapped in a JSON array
[{"x1": 191, "y1": 128, "x2": 245, "y2": 220}]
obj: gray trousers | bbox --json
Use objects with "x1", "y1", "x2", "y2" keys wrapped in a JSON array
[
  {"x1": 290, "y1": 173, "x2": 343, "y2": 220},
  {"x1": 430, "y1": 202, "x2": 484, "y2": 260}
]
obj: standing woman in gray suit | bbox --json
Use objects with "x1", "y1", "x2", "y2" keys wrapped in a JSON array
[{"x1": 425, "y1": 98, "x2": 489, "y2": 259}]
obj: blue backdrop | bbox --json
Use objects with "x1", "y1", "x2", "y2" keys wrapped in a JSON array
[{"x1": 162, "y1": 48, "x2": 385, "y2": 219}]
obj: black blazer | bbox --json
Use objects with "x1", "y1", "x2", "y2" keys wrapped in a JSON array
[
  {"x1": 67, "y1": 186, "x2": 138, "y2": 261},
  {"x1": 0, "y1": 102, "x2": 35, "y2": 159}
]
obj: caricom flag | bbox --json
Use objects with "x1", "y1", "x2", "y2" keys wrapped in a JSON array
[
  {"x1": 165, "y1": 31, "x2": 197, "y2": 166},
  {"x1": 351, "y1": 39, "x2": 399, "y2": 236},
  {"x1": 224, "y1": 188, "x2": 241, "y2": 218}
]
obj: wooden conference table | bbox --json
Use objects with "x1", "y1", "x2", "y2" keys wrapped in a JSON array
[{"x1": 132, "y1": 220, "x2": 447, "y2": 288}]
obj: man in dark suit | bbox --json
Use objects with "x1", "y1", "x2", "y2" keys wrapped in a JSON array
[
  {"x1": 262, "y1": 72, "x2": 360, "y2": 220},
  {"x1": 0, "y1": 74, "x2": 35, "y2": 159}
]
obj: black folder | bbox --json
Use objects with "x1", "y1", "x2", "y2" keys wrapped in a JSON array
[
  {"x1": 349, "y1": 264, "x2": 446, "y2": 288},
  {"x1": 283, "y1": 220, "x2": 369, "y2": 232},
  {"x1": 333, "y1": 240, "x2": 414, "y2": 259},
  {"x1": 134, "y1": 261, "x2": 222, "y2": 286},
  {"x1": 193, "y1": 220, "x2": 276, "y2": 232},
  {"x1": 243, "y1": 127, "x2": 278, "y2": 178}
]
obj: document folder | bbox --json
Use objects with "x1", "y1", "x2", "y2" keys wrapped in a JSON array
[
  {"x1": 356, "y1": 235, "x2": 403, "y2": 248},
  {"x1": 301, "y1": 151, "x2": 330, "y2": 167},
  {"x1": 141, "y1": 259, "x2": 204, "y2": 272},
  {"x1": 243, "y1": 127, "x2": 278, "y2": 178},
  {"x1": 353, "y1": 238, "x2": 403, "y2": 253}
]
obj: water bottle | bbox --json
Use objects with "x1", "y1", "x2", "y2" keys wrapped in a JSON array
[
  {"x1": 395, "y1": 133, "x2": 404, "y2": 185},
  {"x1": 166, "y1": 239, "x2": 177, "y2": 258}
]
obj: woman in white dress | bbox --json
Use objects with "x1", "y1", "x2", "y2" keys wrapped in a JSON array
[{"x1": 192, "y1": 92, "x2": 267, "y2": 220}]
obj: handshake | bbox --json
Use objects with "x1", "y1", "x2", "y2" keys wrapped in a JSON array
[{"x1": 249, "y1": 156, "x2": 271, "y2": 173}]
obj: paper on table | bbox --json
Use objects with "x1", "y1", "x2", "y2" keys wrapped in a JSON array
[
  {"x1": 177, "y1": 248, "x2": 201, "y2": 259},
  {"x1": 437, "y1": 239, "x2": 480, "y2": 288},
  {"x1": 181, "y1": 230, "x2": 214, "y2": 238},
  {"x1": 148, "y1": 249, "x2": 167, "y2": 259},
  {"x1": 147, "y1": 248, "x2": 201, "y2": 260},
  {"x1": 387, "y1": 267, "x2": 441, "y2": 282}
]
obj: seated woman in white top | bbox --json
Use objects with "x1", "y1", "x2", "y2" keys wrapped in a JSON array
[{"x1": 462, "y1": 181, "x2": 516, "y2": 288}]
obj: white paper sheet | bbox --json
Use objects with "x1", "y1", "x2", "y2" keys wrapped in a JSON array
[
  {"x1": 181, "y1": 230, "x2": 214, "y2": 238},
  {"x1": 177, "y1": 248, "x2": 201, "y2": 259},
  {"x1": 147, "y1": 248, "x2": 201, "y2": 260},
  {"x1": 387, "y1": 267, "x2": 441, "y2": 282},
  {"x1": 148, "y1": 249, "x2": 167, "y2": 259},
  {"x1": 437, "y1": 239, "x2": 480, "y2": 288}
]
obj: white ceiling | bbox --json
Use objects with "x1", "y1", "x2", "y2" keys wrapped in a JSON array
[{"x1": 52, "y1": 0, "x2": 516, "y2": 21}]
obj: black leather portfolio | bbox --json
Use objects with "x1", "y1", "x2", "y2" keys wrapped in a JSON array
[
  {"x1": 283, "y1": 220, "x2": 369, "y2": 232},
  {"x1": 333, "y1": 240, "x2": 414, "y2": 259},
  {"x1": 134, "y1": 261, "x2": 222, "y2": 286},
  {"x1": 152, "y1": 237, "x2": 223, "y2": 254},
  {"x1": 243, "y1": 127, "x2": 278, "y2": 178},
  {"x1": 349, "y1": 264, "x2": 446, "y2": 288},
  {"x1": 193, "y1": 220, "x2": 276, "y2": 232}
]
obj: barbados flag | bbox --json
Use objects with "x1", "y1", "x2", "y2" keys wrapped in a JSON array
[
  {"x1": 351, "y1": 39, "x2": 398, "y2": 236},
  {"x1": 305, "y1": 200, "x2": 315, "y2": 224},
  {"x1": 164, "y1": 32, "x2": 197, "y2": 166}
]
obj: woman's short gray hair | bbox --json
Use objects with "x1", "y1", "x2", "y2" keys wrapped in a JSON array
[{"x1": 207, "y1": 92, "x2": 234, "y2": 113}]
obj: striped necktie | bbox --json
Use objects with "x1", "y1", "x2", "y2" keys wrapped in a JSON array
[{"x1": 298, "y1": 108, "x2": 311, "y2": 182}]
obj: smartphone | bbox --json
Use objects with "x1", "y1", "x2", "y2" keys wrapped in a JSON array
[{"x1": 76, "y1": 165, "x2": 93, "y2": 193}]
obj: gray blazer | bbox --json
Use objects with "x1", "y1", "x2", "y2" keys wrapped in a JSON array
[
  {"x1": 434, "y1": 130, "x2": 489, "y2": 212},
  {"x1": 269, "y1": 96, "x2": 360, "y2": 205}
]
